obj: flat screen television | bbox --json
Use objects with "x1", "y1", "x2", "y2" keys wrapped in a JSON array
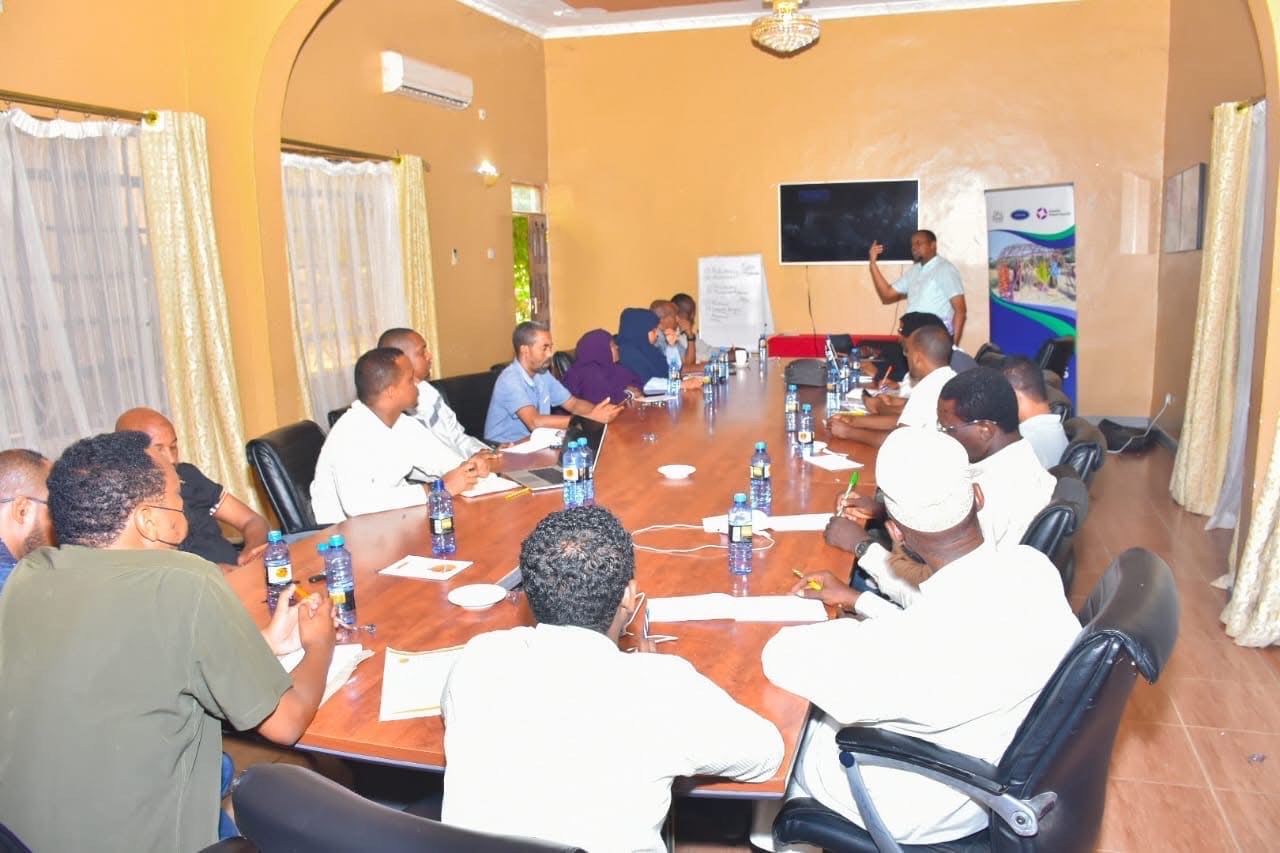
[{"x1": 779, "y1": 179, "x2": 919, "y2": 264}]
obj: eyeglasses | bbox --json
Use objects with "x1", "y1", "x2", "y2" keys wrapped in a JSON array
[
  {"x1": 143, "y1": 503, "x2": 184, "y2": 515},
  {"x1": 938, "y1": 419, "x2": 996, "y2": 435},
  {"x1": 0, "y1": 495, "x2": 47, "y2": 506}
]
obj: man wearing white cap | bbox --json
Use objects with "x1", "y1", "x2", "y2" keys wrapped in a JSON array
[{"x1": 762, "y1": 429, "x2": 1080, "y2": 845}]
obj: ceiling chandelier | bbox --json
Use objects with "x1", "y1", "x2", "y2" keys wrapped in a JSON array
[{"x1": 751, "y1": 0, "x2": 820, "y2": 55}]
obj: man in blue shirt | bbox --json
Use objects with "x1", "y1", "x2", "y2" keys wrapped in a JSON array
[
  {"x1": 485, "y1": 321, "x2": 624, "y2": 444},
  {"x1": 0, "y1": 449, "x2": 53, "y2": 593}
]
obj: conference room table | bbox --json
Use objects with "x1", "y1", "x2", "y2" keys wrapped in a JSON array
[{"x1": 227, "y1": 357, "x2": 880, "y2": 798}]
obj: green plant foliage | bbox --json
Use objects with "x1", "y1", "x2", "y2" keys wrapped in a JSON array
[{"x1": 513, "y1": 216, "x2": 531, "y2": 323}]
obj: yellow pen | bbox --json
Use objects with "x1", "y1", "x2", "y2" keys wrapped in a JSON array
[
  {"x1": 504, "y1": 486, "x2": 533, "y2": 500},
  {"x1": 792, "y1": 569, "x2": 822, "y2": 591}
]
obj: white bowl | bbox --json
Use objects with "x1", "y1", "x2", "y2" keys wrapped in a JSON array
[
  {"x1": 658, "y1": 464, "x2": 696, "y2": 480},
  {"x1": 447, "y1": 583, "x2": 507, "y2": 610},
  {"x1": 811, "y1": 440, "x2": 828, "y2": 454}
]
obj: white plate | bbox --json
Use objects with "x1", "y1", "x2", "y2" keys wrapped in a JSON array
[
  {"x1": 658, "y1": 464, "x2": 696, "y2": 480},
  {"x1": 447, "y1": 583, "x2": 507, "y2": 610},
  {"x1": 811, "y1": 440, "x2": 828, "y2": 454}
]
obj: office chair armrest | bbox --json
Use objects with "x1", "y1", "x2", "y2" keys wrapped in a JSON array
[{"x1": 836, "y1": 727, "x2": 1057, "y2": 840}]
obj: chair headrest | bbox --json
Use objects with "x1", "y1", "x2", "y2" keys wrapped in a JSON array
[{"x1": 1077, "y1": 548, "x2": 1179, "y2": 681}]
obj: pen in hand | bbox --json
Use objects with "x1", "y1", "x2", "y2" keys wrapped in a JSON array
[
  {"x1": 839, "y1": 471, "x2": 860, "y2": 514},
  {"x1": 792, "y1": 569, "x2": 822, "y2": 591}
]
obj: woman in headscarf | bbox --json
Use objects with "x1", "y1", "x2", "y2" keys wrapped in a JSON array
[
  {"x1": 561, "y1": 329, "x2": 641, "y2": 405},
  {"x1": 614, "y1": 307, "x2": 670, "y2": 383}
]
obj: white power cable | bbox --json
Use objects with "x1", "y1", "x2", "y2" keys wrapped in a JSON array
[{"x1": 631, "y1": 523, "x2": 776, "y2": 556}]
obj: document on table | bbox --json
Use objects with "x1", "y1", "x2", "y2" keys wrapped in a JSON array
[
  {"x1": 460, "y1": 473, "x2": 522, "y2": 497},
  {"x1": 277, "y1": 643, "x2": 374, "y2": 706},
  {"x1": 504, "y1": 427, "x2": 562, "y2": 455},
  {"x1": 379, "y1": 645, "x2": 464, "y2": 721},
  {"x1": 379, "y1": 555, "x2": 472, "y2": 581},
  {"x1": 647, "y1": 594, "x2": 828, "y2": 624},
  {"x1": 804, "y1": 453, "x2": 864, "y2": 472},
  {"x1": 766, "y1": 513, "x2": 835, "y2": 532}
]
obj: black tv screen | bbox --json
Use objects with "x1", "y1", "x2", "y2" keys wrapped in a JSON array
[{"x1": 779, "y1": 180, "x2": 919, "y2": 264}]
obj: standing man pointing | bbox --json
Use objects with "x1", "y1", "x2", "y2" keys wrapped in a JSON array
[{"x1": 867, "y1": 229, "x2": 967, "y2": 344}]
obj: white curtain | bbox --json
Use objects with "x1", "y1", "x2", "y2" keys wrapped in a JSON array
[
  {"x1": 1209, "y1": 100, "x2": 1267, "y2": 530},
  {"x1": 281, "y1": 153, "x2": 407, "y2": 424},
  {"x1": 0, "y1": 109, "x2": 168, "y2": 456}
]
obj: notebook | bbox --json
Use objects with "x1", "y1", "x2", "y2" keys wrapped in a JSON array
[{"x1": 646, "y1": 594, "x2": 827, "y2": 624}]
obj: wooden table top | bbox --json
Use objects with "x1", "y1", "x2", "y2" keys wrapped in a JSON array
[{"x1": 225, "y1": 359, "x2": 880, "y2": 797}]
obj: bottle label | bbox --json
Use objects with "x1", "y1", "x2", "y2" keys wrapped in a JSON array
[
  {"x1": 785, "y1": 401, "x2": 798, "y2": 413},
  {"x1": 826, "y1": 382, "x2": 835, "y2": 392},
  {"x1": 431, "y1": 516, "x2": 454, "y2": 535},
  {"x1": 798, "y1": 430, "x2": 813, "y2": 444},
  {"x1": 563, "y1": 466, "x2": 580, "y2": 482},
  {"x1": 750, "y1": 463, "x2": 771, "y2": 479},
  {"x1": 730, "y1": 524, "x2": 753, "y2": 543},
  {"x1": 330, "y1": 588, "x2": 355, "y2": 608},
  {"x1": 265, "y1": 560, "x2": 292, "y2": 585}
]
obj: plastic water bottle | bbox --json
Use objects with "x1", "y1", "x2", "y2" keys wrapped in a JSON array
[
  {"x1": 562, "y1": 440, "x2": 582, "y2": 508},
  {"x1": 429, "y1": 479, "x2": 457, "y2": 555},
  {"x1": 667, "y1": 351, "x2": 682, "y2": 396},
  {"x1": 326, "y1": 534, "x2": 357, "y2": 628},
  {"x1": 798, "y1": 404, "x2": 815, "y2": 456},
  {"x1": 717, "y1": 349, "x2": 729, "y2": 383},
  {"x1": 758, "y1": 333, "x2": 768, "y2": 362},
  {"x1": 728, "y1": 493, "x2": 753, "y2": 576},
  {"x1": 749, "y1": 442, "x2": 772, "y2": 515},
  {"x1": 263, "y1": 530, "x2": 293, "y2": 614},
  {"x1": 826, "y1": 362, "x2": 840, "y2": 414},
  {"x1": 578, "y1": 437, "x2": 596, "y2": 505},
  {"x1": 838, "y1": 355, "x2": 852, "y2": 396},
  {"x1": 851, "y1": 349, "x2": 863, "y2": 387},
  {"x1": 784, "y1": 384, "x2": 800, "y2": 434}
]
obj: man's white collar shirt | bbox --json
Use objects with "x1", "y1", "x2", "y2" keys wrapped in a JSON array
[
  {"x1": 896, "y1": 365, "x2": 956, "y2": 430},
  {"x1": 310, "y1": 400, "x2": 465, "y2": 524},
  {"x1": 411, "y1": 380, "x2": 489, "y2": 459},
  {"x1": 891, "y1": 255, "x2": 965, "y2": 331},
  {"x1": 441, "y1": 623, "x2": 783, "y2": 852},
  {"x1": 972, "y1": 437, "x2": 1056, "y2": 549},
  {"x1": 1020, "y1": 413, "x2": 1069, "y2": 470},
  {"x1": 762, "y1": 544, "x2": 1080, "y2": 845}
]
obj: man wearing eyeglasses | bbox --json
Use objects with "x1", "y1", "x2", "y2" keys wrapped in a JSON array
[{"x1": 0, "y1": 449, "x2": 53, "y2": 594}]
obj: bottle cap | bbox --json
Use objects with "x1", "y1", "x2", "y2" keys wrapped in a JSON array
[
  {"x1": 802, "y1": 403, "x2": 812, "y2": 411},
  {"x1": 328, "y1": 534, "x2": 345, "y2": 547},
  {"x1": 788, "y1": 384, "x2": 797, "y2": 391},
  {"x1": 755, "y1": 441, "x2": 766, "y2": 450},
  {"x1": 317, "y1": 542, "x2": 329, "y2": 553},
  {"x1": 733, "y1": 493, "x2": 748, "y2": 503},
  {"x1": 267, "y1": 530, "x2": 282, "y2": 543}
]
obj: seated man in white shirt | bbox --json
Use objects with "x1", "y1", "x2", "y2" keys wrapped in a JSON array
[
  {"x1": 1000, "y1": 355, "x2": 1069, "y2": 469},
  {"x1": 310, "y1": 348, "x2": 486, "y2": 524},
  {"x1": 828, "y1": 325, "x2": 956, "y2": 447},
  {"x1": 825, "y1": 368, "x2": 1055, "y2": 610},
  {"x1": 767, "y1": 429, "x2": 1080, "y2": 845},
  {"x1": 377, "y1": 327, "x2": 496, "y2": 460},
  {"x1": 442, "y1": 506, "x2": 784, "y2": 852}
]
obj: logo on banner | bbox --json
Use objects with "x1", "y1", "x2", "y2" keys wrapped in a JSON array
[
  {"x1": 1036, "y1": 208, "x2": 1048, "y2": 220},
  {"x1": 992, "y1": 210, "x2": 1004, "y2": 223},
  {"x1": 1011, "y1": 209, "x2": 1030, "y2": 220}
]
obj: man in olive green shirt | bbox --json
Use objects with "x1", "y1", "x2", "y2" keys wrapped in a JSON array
[{"x1": 0, "y1": 431, "x2": 336, "y2": 852}]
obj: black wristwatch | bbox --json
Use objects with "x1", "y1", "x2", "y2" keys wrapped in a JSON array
[{"x1": 854, "y1": 540, "x2": 872, "y2": 560}]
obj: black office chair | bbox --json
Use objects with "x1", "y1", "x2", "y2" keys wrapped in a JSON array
[
  {"x1": 245, "y1": 420, "x2": 327, "y2": 535},
  {"x1": 551, "y1": 349, "x2": 576, "y2": 380},
  {"x1": 326, "y1": 407, "x2": 349, "y2": 429},
  {"x1": 974, "y1": 342, "x2": 1004, "y2": 368},
  {"x1": 430, "y1": 371, "x2": 500, "y2": 440},
  {"x1": 1020, "y1": 473, "x2": 1090, "y2": 594},
  {"x1": 1061, "y1": 418, "x2": 1106, "y2": 487},
  {"x1": 773, "y1": 547, "x2": 1179, "y2": 853},
  {"x1": 232, "y1": 764, "x2": 584, "y2": 853},
  {"x1": 1034, "y1": 336, "x2": 1075, "y2": 379}
]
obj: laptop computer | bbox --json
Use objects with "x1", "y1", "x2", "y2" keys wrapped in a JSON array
[{"x1": 504, "y1": 416, "x2": 608, "y2": 492}]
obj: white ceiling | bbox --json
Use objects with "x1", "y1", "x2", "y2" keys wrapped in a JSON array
[{"x1": 456, "y1": 0, "x2": 1077, "y2": 39}]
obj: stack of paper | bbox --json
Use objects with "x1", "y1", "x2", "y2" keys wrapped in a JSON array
[
  {"x1": 646, "y1": 593, "x2": 827, "y2": 624},
  {"x1": 379, "y1": 646, "x2": 465, "y2": 721},
  {"x1": 277, "y1": 643, "x2": 375, "y2": 706},
  {"x1": 379, "y1": 555, "x2": 472, "y2": 581},
  {"x1": 804, "y1": 454, "x2": 864, "y2": 472},
  {"x1": 504, "y1": 427, "x2": 562, "y2": 455},
  {"x1": 460, "y1": 473, "x2": 521, "y2": 497}
]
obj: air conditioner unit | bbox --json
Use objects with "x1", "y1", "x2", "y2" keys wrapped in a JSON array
[{"x1": 381, "y1": 51, "x2": 473, "y2": 111}]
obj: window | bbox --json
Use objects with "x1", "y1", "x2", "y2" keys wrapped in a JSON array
[
  {"x1": 0, "y1": 110, "x2": 169, "y2": 455},
  {"x1": 511, "y1": 183, "x2": 542, "y2": 214}
]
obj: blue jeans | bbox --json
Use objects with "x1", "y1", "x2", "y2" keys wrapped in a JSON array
[{"x1": 218, "y1": 752, "x2": 237, "y2": 839}]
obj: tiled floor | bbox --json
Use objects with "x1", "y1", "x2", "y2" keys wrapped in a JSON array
[{"x1": 229, "y1": 446, "x2": 1280, "y2": 851}]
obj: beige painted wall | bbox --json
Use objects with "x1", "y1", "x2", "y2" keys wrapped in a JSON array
[
  {"x1": 283, "y1": 0, "x2": 549, "y2": 378},
  {"x1": 1153, "y1": 0, "x2": 1263, "y2": 439},
  {"x1": 545, "y1": 0, "x2": 1171, "y2": 417}
]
